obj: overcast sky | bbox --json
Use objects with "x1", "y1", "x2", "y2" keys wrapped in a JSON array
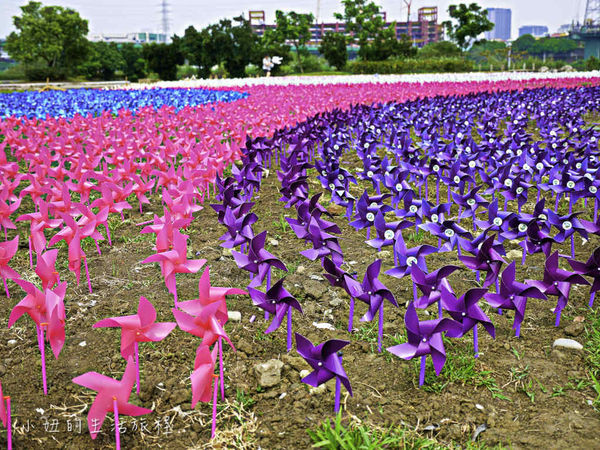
[{"x1": 0, "y1": 0, "x2": 588, "y2": 40}]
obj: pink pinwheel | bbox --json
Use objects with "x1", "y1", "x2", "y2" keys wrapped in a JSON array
[
  {"x1": 0, "y1": 236, "x2": 20, "y2": 298},
  {"x1": 72, "y1": 359, "x2": 152, "y2": 447},
  {"x1": 190, "y1": 344, "x2": 220, "y2": 438},
  {"x1": 141, "y1": 230, "x2": 206, "y2": 307},
  {"x1": 139, "y1": 208, "x2": 193, "y2": 253},
  {"x1": 93, "y1": 296, "x2": 176, "y2": 394},
  {"x1": 0, "y1": 381, "x2": 12, "y2": 450},
  {"x1": 35, "y1": 249, "x2": 60, "y2": 290},
  {"x1": 0, "y1": 190, "x2": 20, "y2": 239},
  {"x1": 9, "y1": 280, "x2": 67, "y2": 394},
  {"x1": 16, "y1": 200, "x2": 62, "y2": 265},
  {"x1": 132, "y1": 175, "x2": 155, "y2": 214}
]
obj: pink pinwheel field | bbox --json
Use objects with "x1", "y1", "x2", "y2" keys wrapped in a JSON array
[{"x1": 1, "y1": 75, "x2": 600, "y2": 449}]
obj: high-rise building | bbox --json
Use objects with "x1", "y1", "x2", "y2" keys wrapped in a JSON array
[
  {"x1": 519, "y1": 25, "x2": 549, "y2": 37},
  {"x1": 485, "y1": 8, "x2": 512, "y2": 40}
]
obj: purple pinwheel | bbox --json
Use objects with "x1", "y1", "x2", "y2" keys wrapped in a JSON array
[
  {"x1": 440, "y1": 287, "x2": 495, "y2": 357},
  {"x1": 451, "y1": 186, "x2": 489, "y2": 226},
  {"x1": 232, "y1": 231, "x2": 287, "y2": 288},
  {"x1": 519, "y1": 221, "x2": 555, "y2": 262},
  {"x1": 385, "y1": 231, "x2": 437, "y2": 279},
  {"x1": 218, "y1": 208, "x2": 257, "y2": 249},
  {"x1": 387, "y1": 302, "x2": 461, "y2": 386},
  {"x1": 248, "y1": 278, "x2": 302, "y2": 351},
  {"x1": 568, "y1": 246, "x2": 600, "y2": 308},
  {"x1": 459, "y1": 234, "x2": 506, "y2": 288},
  {"x1": 527, "y1": 251, "x2": 589, "y2": 326},
  {"x1": 322, "y1": 257, "x2": 363, "y2": 332},
  {"x1": 499, "y1": 174, "x2": 531, "y2": 212},
  {"x1": 475, "y1": 199, "x2": 515, "y2": 242},
  {"x1": 350, "y1": 191, "x2": 392, "y2": 239},
  {"x1": 419, "y1": 219, "x2": 473, "y2": 254},
  {"x1": 411, "y1": 264, "x2": 461, "y2": 317},
  {"x1": 299, "y1": 216, "x2": 344, "y2": 266},
  {"x1": 356, "y1": 260, "x2": 398, "y2": 352},
  {"x1": 485, "y1": 262, "x2": 547, "y2": 337},
  {"x1": 366, "y1": 211, "x2": 413, "y2": 251},
  {"x1": 547, "y1": 210, "x2": 593, "y2": 258},
  {"x1": 295, "y1": 333, "x2": 351, "y2": 412}
]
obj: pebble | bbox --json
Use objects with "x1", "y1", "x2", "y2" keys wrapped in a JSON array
[
  {"x1": 475, "y1": 404, "x2": 484, "y2": 411},
  {"x1": 300, "y1": 369, "x2": 310, "y2": 378},
  {"x1": 268, "y1": 238, "x2": 279, "y2": 247},
  {"x1": 564, "y1": 322, "x2": 584, "y2": 337},
  {"x1": 552, "y1": 338, "x2": 583, "y2": 350},
  {"x1": 329, "y1": 297, "x2": 344, "y2": 307},
  {"x1": 312, "y1": 322, "x2": 335, "y2": 331},
  {"x1": 506, "y1": 249, "x2": 522, "y2": 259},
  {"x1": 309, "y1": 274, "x2": 324, "y2": 281},
  {"x1": 296, "y1": 265, "x2": 306, "y2": 274},
  {"x1": 7, "y1": 340, "x2": 16, "y2": 346},
  {"x1": 228, "y1": 311, "x2": 242, "y2": 322},
  {"x1": 254, "y1": 359, "x2": 284, "y2": 387},
  {"x1": 79, "y1": 341, "x2": 87, "y2": 347}
]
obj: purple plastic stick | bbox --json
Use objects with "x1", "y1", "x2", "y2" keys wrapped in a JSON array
[
  {"x1": 473, "y1": 324, "x2": 479, "y2": 358},
  {"x1": 555, "y1": 308, "x2": 562, "y2": 327},
  {"x1": 515, "y1": 322, "x2": 521, "y2": 338},
  {"x1": 591, "y1": 291, "x2": 596, "y2": 308},
  {"x1": 419, "y1": 355, "x2": 426, "y2": 386},
  {"x1": 113, "y1": 398, "x2": 121, "y2": 450},
  {"x1": 287, "y1": 308, "x2": 292, "y2": 352},
  {"x1": 378, "y1": 306, "x2": 384, "y2": 353},
  {"x1": 334, "y1": 356, "x2": 342, "y2": 412},
  {"x1": 211, "y1": 375, "x2": 218, "y2": 439},
  {"x1": 438, "y1": 299, "x2": 443, "y2": 318},
  {"x1": 348, "y1": 297, "x2": 354, "y2": 332}
]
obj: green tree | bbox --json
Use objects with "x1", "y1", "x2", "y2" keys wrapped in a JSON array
[
  {"x1": 142, "y1": 41, "x2": 184, "y2": 81},
  {"x1": 512, "y1": 34, "x2": 536, "y2": 54},
  {"x1": 335, "y1": 0, "x2": 414, "y2": 61},
  {"x1": 442, "y1": 3, "x2": 494, "y2": 50},
  {"x1": 319, "y1": 32, "x2": 348, "y2": 70},
  {"x1": 418, "y1": 41, "x2": 463, "y2": 59},
  {"x1": 78, "y1": 41, "x2": 125, "y2": 80},
  {"x1": 180, "y1": 16, "x2": 260, "y2": 78},
  {"x1": 118, "y1": 43, "x2": 147, "y2": 82},
  {"x1": 272, "y1": 11, "x2": 314, "y2": 73},
  {"x1": 5, "y1": 1, "x2": 89, "y2": 80}
]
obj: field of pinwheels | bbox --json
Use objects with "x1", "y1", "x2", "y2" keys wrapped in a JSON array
[{"x1": 1, "y1": 73, "x2": 600, "y2": 449}]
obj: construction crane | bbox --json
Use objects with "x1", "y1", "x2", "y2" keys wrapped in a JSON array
[{"x1": 571, "y1": 0, "x2": 600, "y2": 58}]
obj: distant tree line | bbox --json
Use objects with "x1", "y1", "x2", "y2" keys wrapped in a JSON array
[{"x1": 3, "y1": 1, "x2": 596, "y2": 82}]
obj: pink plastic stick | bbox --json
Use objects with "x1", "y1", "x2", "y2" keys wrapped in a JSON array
[
  {"x1": 28, "y1": 235, "x2": 33, "y2": 269},
  {"x1": 39, "y1": 325, "x2": 48, "y2": 395},
  {"x1": 219, "y1": 337, "x2": 224, "y2": 400},
  {"x1": 113, "y1": 398, "x2": 121, "y2": 450},
  {"x1": 5, "y1": 396, "x2": 11, "y2": 450},
  {"x1": 135, "y1": 341, "x2": 140, "y2": 395},
  {"x1": 211, "y1": 375, "x2": 218, "y2": 439},
  {"x1": 2, "y1": 277, "x2": 8, "y2": 299},
  {"x1": 83, "y1": 257, "x2": 92, "y2": 293},
  {"x1": 104, "y1": 223, "x2": 112, "y2": 246}
]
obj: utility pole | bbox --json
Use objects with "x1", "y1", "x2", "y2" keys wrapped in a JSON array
[
  {"x1": 403, "y1": 0, "x2": 412, "y2": 22},
  {"x1": 160, "y1": 0, "x2": 170, "y2": 43}
]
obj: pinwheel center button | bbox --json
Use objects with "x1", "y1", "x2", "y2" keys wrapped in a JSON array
[{"x1": 318, "y1": 362, "x2": 323, "y2": 366}]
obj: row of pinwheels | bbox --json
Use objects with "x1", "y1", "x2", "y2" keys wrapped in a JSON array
[
  {"x1": 206, "y1": 82, "x2": 600, "y2": 393},
  {"x1": 0, "y1": 87, "x2": 248, "y2": 119}
]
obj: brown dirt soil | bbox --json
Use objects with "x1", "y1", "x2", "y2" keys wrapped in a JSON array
[{"x1": 1, "y1": 148, "x2": 600, "y2": 450}]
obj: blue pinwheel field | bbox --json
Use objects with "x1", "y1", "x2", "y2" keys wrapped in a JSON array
[{"x1": 1, "y1": 77, "x2": 600, "y2": 449}]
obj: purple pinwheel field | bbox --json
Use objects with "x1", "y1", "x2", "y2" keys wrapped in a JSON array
[{"x1": 1, "y1": 75, "x2": 600, "y2": 449}]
